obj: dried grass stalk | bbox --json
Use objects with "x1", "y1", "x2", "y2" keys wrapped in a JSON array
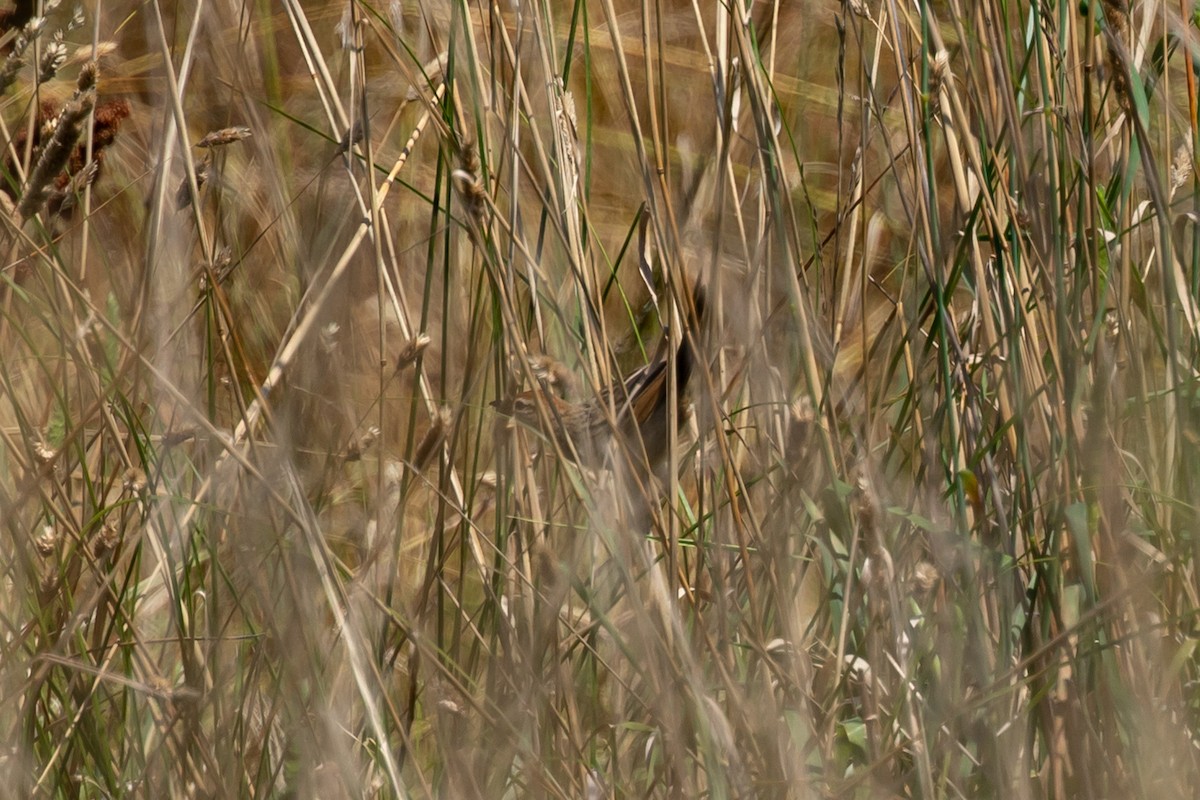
[{"x1": 17, "y1": 62, "x2": 97, "y2": 219}]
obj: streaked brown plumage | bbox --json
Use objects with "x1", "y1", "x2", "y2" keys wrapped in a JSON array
[{"x1": 494, "y1": 287, "x2": 705, "y2": 469}]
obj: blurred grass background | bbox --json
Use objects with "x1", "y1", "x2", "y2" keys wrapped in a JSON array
[{"x1": 2, "y1": 0, "x2": 1200, "y2": 796}]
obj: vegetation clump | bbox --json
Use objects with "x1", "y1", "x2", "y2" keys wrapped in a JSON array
[{"x1": 1, "y1": 1, "x2": 1198, "y2": 797}]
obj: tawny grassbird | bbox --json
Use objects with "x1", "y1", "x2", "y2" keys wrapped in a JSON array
[{"x1": 494, "y1": 287, "x2": 706, "y2": 469}]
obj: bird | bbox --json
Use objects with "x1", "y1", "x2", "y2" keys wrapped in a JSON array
[{"x1": 493, "y1": 286, "x2": 706, "y2": 470}]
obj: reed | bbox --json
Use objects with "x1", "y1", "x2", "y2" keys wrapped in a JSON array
[{"x1": 1, "y1": 0, "x2": 1197, "y2": 796}]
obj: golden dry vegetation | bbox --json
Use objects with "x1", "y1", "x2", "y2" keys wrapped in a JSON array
[{"x1": 2, "y1": 0, "x2": 1200, "y2": 797}]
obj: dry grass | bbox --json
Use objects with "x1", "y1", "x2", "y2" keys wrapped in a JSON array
[{"x1": 2, "y1": 0, "x2": 1199, "y2": 796}]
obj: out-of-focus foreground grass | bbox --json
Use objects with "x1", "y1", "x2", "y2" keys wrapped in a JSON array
[{"x1": 2, "y1": 0, "x2": 1199, "y2": 796}]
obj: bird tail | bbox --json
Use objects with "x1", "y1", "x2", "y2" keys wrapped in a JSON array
[{"x1": 674, "y1": 283, "x2": 706, "y2": 395}]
